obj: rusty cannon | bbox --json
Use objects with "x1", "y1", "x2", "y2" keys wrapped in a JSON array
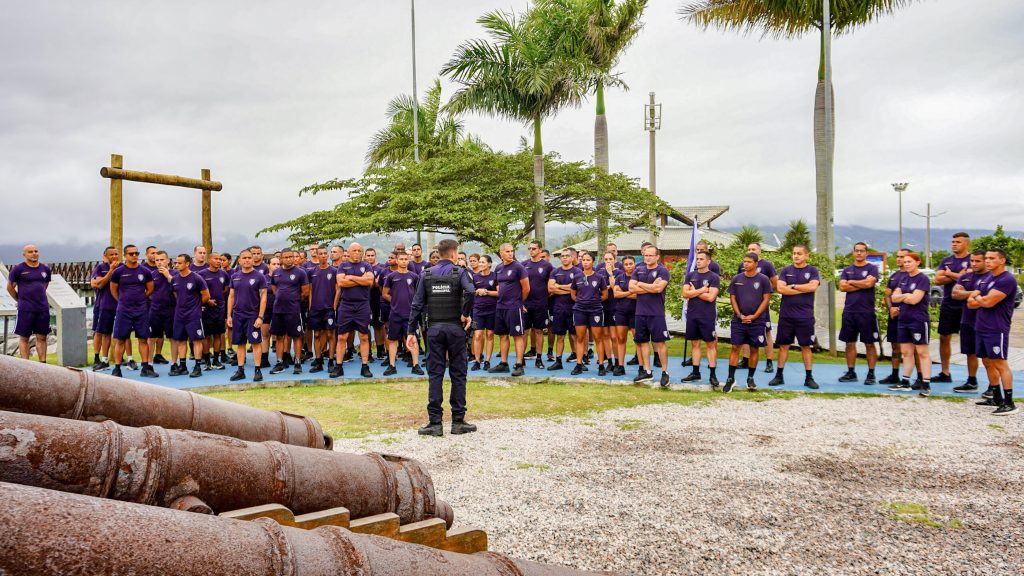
[
  {"x1": 0, "y1": 355, "x2": 331, "y2": 449},
  {"x1": 0, "y1": 482, "x2": 608, "y2": 576},
  {"x1": 0, "y1": 410, "x2": 452, "y2": 526}
]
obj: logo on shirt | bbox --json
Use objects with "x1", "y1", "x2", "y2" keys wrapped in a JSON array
[
  {"x1": 702, "y1": 280, "x2": 709, "y2": 287},
  {"x1": 289, "y1": 274, "x2": 295, "y2": 281},
  {"x1": 327, "y1": 318, "x2": 333, "y2": 325},
  {"x1": 186, "y1": 283, "x2": 193, "y2": 290},
  {"x1": 249, "y1": 278, "x2": 256, "y2": 285},
  {"x1": 219, "y1": 278, "x2": 225, "y2": 284},
  {"x1": 41, "y1": 271, "x2": 48, "y2": 278},
  {"x1": 138, "y1": 274, "x2": 144, "y2": 281},
  {"x1": 804, "y1": 272, "x2": 810, "y2": 279},
  {"x1": 753, "y1": 281, "x2": 760, "y2": 289},
  {"x1": 488, "y1": 280, "x2": 494, "y2": 286},
  {"x1": 506, "y1": 270, "x2": 513, "y2": 277},
  {"x1": 862, "y1": 270, "x2": 868, "y2": 277},
  {"x1": 328, "y1": 274, "x2": 333, "y2": 280},
  {"x1": 594, "y1": 315, "x2": 601, "y2": 323},
  {"x1": 962, "y1": 262, "x2": 968, "y2": 268},
  {"x1": 758, "y1": 335, "x2": 765, "y2": 343},
  {"x1": 406, "y1": 278, "x2": 412, "y2": 285},
  {"x1": 591, "y1": 280, "x2": 598, "y2": 288}
]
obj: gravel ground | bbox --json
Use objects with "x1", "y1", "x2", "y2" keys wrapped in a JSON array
[{"x1": 336, "y1": 395, "x2": 1024, "y2": 575}]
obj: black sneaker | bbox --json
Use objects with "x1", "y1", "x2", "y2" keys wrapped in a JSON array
[
  {"x1": 768, "y1": 374, "x2": 785, "y2": 386},
  {"x1": 380, "y1": 358, "x2": 390, "y2": 367},
  {"x1": 737, "y1": 358, "x2": 749, "y2": 369},
  {"x1": 270, "y1": 362, "x2": 287, "y2": 375},
  {"x1": 140, "y1": 365, "x2": 159, "y2": 378},
  {"x1": 889, "y1": 380, "x2": 912, "y2": 391},
  {"x1": 878, "y1": 373, "x2": 900, "y2": 385},
  {"x1": 633, "y1": 370, "x2": 653, "y2": 384},
  {"x1": 230, "y1": 368, "x2": 246, "y2": 382},
  {"x1": 360, "y1": 364, "x2": 373, "y2": 378},
  {"x1": 127, "y1": 359, "x2": 139, "y2": 371},
  {"x1": 982, "y1": 388, "x2": 994, "y2": 399},
  {"x1": 535, "y1": 358, "x2": 544, "y2": 370},
  {"x1": 746, "y1": 377, "x2": 757, "y2": 391},
  {"x1": 383, "y1": 365, "x2": 397, "y2": 376},
  {"x1": 97, "y1": 361, "x2": 111, "y2": 372},
  {"x1": 470, "y1": 361, "x2": 481, "y2": 371},
  {"x1": 932, "y1": 372, "x2": 952, "y2": 383},
  {"x1": 111, "y1": 365, "x2": 123, "y2": 378},
  {"x1": 253, "y1": 367, "x2": 263, "y2": 382},
  {"x1": 992, "y1": 404, "x2": 1019, "y2": 416},
  {"x1": 91, "y1": 359, "x2": 103, "y2": 371},
  {"x1": 301, "y1": 350, "x2": 313, "y2": 363},
  {"x1": 309, "y1": 359, "x2": 324, "y2": 373},
  {"x1": 763, "y1": 359, "x2": 774, "y2": 373},
  {"x1": 488, "y1": 362, "x2": 510, "y2": 373},
  {"x1": 483, "y1": 361, "x2": 491, "y2": 371},
  {"x1": 523, "y1": 349, "x2": 537, "y2": 360},
  {"x1": 511, "y1": 364, "x2": 524, "y2": 377},
  {"x1": 804, "y1": 376, "x2": 819, "y2": 390},
  {"x1": 546, "y1": 352, "x2": 555, "y2": 362},
  {"x1": 189, "y1": 364, "x2": 202, "y2": 378},
  {"x1": 953, "y1": 382, "x2": 978, "y2": 394},
  {"x1": 292, "y1": 364, "x2": 302, "y2": 375},
  {"x1": 864, "y1": 373, "x2": 877, "y2": 385},
  {"x1": 411, "y1": 365, "x2": 424, "y2": 375},
  {"x1": 169, "y1": 364, "x2": 185, "y2": 377},
  {"x1": 918, "y1": 385, "x2": 931, "y2": 398},
  {"x1": 152, "y1": 354, "x2": 169, "y2": 365},
  {"x1": 451, "y1": 419, "x2": 478, "y2": 435},
  {"x1": 203, "y1": 358, "x2": 213, "y2": 371},
  {"x1": 547, "y1": 360, "x2": 564, "y2": 371},
  {"x1": 626, "y1": 355, "x2": 639, "y2": 366},
  {"x1": 681, "y1": 372, "x2": 702, "y2": 383},
  {"x1": 723, "y1": 377, "x2": 735, "y2": 393},
  {"x1": 709, "y1": 374, "x2": 720, "y2": 389},
  {"x1": 598, "y1": 364, "x2": 607, "y2": 376},
  {"x1": 976, "y1": 398, "x2": 999, "y2": 406},
  {"x1": 418, "y1": 422, "x2": 443, "y2": 436},
  {"x1": 566, "y1": 353, "x2": 578, "y2": 363},
  {"x1": 838, "y1": 370, "x2": 858, "y2": 383},
  {"x1": 211, "y1": 359, "x2": 225, "y2": 371},
  {"x1": 911, "y1": 378, "x2": 924, "y2": 391},
  {"x1": 612, "y1": 365, "x2": 626, "y2": 376},
  {"x1": 571, "y1": 364, "x2": 584, "y2": 375},
  {"x1": 659, "y1": 372, "x2": 670, "y2": 389},
  {"x1": 329, "y1": 365, "x2": 344, "y2": 378}
]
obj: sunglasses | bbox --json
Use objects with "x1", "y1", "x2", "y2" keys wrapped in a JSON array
[{"x1": 126, "y1": 251, "x2": 139, "y2": 256}]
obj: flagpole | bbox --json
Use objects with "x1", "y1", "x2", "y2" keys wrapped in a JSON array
[{"x1": 681, "y1": 215, "x2": 700, "y2": 368}]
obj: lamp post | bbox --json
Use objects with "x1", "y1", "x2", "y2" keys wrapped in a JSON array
[
  {"x1": 644, "y1": 92, "x2": 661, "y2": 247},
  {"x1": 910, "y1": 203, "x2": 947, "y2": 269},
  {"x1": 892, "y1": 182, "x2": 909, "y2": 250}
]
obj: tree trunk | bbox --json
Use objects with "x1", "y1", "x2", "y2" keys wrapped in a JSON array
[
  {"x1": 813, "y1": 35, "x2": 836, "y2": 345},
  {"x1": 532, "y1": 115, "x2": 546, "y2": 245},
  {"x1": 594, "y1": 81, "x2": 609, "y2": 252}
]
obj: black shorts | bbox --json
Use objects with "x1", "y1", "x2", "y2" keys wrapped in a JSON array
[
  {"x1": 938, "y1": 303, "x2": 963, "y2": 336},
  {"x1": 685, "y1": 316, "x2": 717, "y2": 342},
  {"x1": 886, "y1": 316, "x2": 899, "y2": 344},
  {"x1": 839, "y1": 312, "x2": 879, "y2": 344},
  {"x1": 960, "y1": 323, "x2": 976, "y2": 356}
]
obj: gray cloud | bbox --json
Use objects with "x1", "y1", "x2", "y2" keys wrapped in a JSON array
[{"x1": 1, "y1": 0, "x2": 1021, "y2": 249}]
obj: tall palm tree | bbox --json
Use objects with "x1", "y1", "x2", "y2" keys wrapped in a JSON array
[
  {"x1": 366, "y1": 79, "x2": 488, "y2": 168},
  {"x1": 442, "y1": 9, "x2": 589, "y2": 245},
  {"x1": 533, "y1": 0, "x2": 648, "y2": 250}
]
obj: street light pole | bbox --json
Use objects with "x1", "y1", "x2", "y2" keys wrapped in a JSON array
[
  {"x1": 411, "y1": 0, "x2": 429, "y2": 248},
  {"x1": 892, "y1": 182, "x2": 909, "y2": 250},
  {"x1": 644, "y1": 92, "x2": 661, "y2": 247},
  {"x1": 911, "y1": 203, "x2": 947, "y2": 269}
]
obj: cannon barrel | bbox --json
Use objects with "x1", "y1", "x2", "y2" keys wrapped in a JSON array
[
  {"x1": 0, "y1": 483, "x2": 606, "y2": 576},
  {"x1": 0, "y1": 410, "x2": 451, "y2": 526},
  {"x1": 0, "y1": 355, "x2": 332, "y2": 449}
]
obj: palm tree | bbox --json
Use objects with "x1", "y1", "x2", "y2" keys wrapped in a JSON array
[
  {"x1": 780, "y1": 218, "x2": 813, "y2": 253},
  {"x1": 442, "y1": 8, "x2": 589, "y2": 245},
  {"x1": 366, "y1": 79, "x2": 488, "y2": 168},
  {"x1": 731, "y1": 224, "x2": 764, "y2": 249},
  {"x1": 532, "y1": 0, "x2": 648, "y2": 250}
]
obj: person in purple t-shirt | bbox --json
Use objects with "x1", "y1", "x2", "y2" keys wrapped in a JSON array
[
  {"x1": 365, "y1": 247, "x2": 388, "y2": 362},
  {"x1": 546, "y1": 248, "x2": 580, "y2": 370},
  {"x1": 270, "y1": 249, "x2": 310, "y2": 375},
  {"x1": 771, "y1": 245, "x2": 821, "y2": 389},
  {"x1": 879, "y1": 248, "x2": 920, "y2": 385},
  {"x1": 967, "y1": 248, "x2": 1019, "y2": 415},
  {"x1": 889, "y1": 252, "x2": 933, "y2": 396},
  {"x1": 681, "y1": 251, "x2": 720, "y2": 386},
  {"x1": 226, "y1": 249, "x2": 268, "y2": 383},
  {"x1": 306, "y1": 247, "x2": 337, "y2": 373},
  {"x1": 148, "y1": 251, "x2": 176, "y2": 366},
  {"x1": 471, "y1": 254, "x2": 499, "y2": 371},
  {"x1": 89, "y1": 246, "x2": 119, "y2": 371},
  {"x1": 169, "y1": 254, "x2": 213, "y2": 378},
  {"x1": 737, "y1": 242, "x2": 778, "y2": 373},
  {"x1": 695, "y1": 241, "x2": 722, "y2": 276},
  {"x1": 7, "y1": 244, "x2": 51, "y2": 362},
  {"x1": 950, "y1": 250, "x2": 988, "y2": 393},
  {"x1": 837, "y1": 242, "x2": 880, "y2": 384},
  {"x1": 331, "y1": 243, "x2": 376, "y2": 379},
  {"x1": 726, "y1": 252, "x2": 773, "y2": 392},
  {"x1": 629, "y1": 245, "x2": 672, "y2": 387},
  {"x1": 382, "y1": 252, "x2": 424, "y2": 376},
  {"x1": 408, "y1": 243, "x2": 427, "y2": 276},
  {"x1": 521, "y1": 240, "x2": 554, "y2": 368},
  {"x1": 598, "y1": 252, "x2": 619, "y2": 368},
  {"x1": 932, "y1": 232, "x2": 972, "y2": 383},
  {"x1": 488, "y1": 243, "x2": 530, "y2": 377},
  {"x1": 611, "y1": 255, "x2": 637, "y2": 376},
  {"x1": 570, "y1": 252, "x2": 609, "y2": 376},
  {"x1": 197, "y1": 252, "x2": 231, "y2": 370},
  {"x1": 109, "y1": 244, "x2": 156, "y2": 378}
]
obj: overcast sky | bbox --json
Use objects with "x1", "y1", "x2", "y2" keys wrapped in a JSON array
[{"x1": 1, "y1": 0, "x2": 1021, "y2": 249}]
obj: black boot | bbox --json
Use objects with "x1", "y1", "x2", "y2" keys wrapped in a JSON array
[
  {"x1": 451, "y1": 419, "x2": 478, "y2": 435},
  {"x1": 418, "y1": 422, "x2": 443, "y2": 437}
]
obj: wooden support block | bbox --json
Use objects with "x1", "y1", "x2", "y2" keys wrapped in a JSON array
[
  {"x1": 348, "y1": 513, "x2": 400, "y2": 538},
  {"x1": 219, "y1": 503, "x2": 297, "y2": 526},
  {"x1": 292, "y1": 507, "x2": 351, "y2": 530},
  {"x1": 396, "y1": 518, "x2": 448, "y2": 548},
  {"x1": 439, "y1": 526, "x2": 489, "y2": 554}
]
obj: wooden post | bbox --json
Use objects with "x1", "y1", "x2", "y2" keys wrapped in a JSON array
[
  {"x1": 201, "y1": 168, "x2": 212, "y2": 253},
  {"x1": 110, "y1": 154, "x2": 123, "y2": 250}
]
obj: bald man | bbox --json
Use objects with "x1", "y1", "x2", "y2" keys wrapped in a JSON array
[
  {"x1": 331, "y1": 242, "x2": 376, "y2": 378},
  {"x1": 7, "y1": 245, "x2": 51, "y2": 361}
]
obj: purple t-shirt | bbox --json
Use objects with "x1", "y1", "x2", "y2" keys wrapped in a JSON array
[
  {"x1": 728, "y1": 272, "x2": 772, "y2": 322},
  {"x1": 549, "y1": 266, "x2": 580, "y2": 311},
  {"x1": 896, "y1": 272, "x2": 930, "y2": 323},
  {"x1": 597, "y1": 267, "x2": 616, "y2": 314},
  {"x1": 150, "y1": 269, "x2": 176, "y2": 314},
  {"x1": 336, "y1": 260, "x2": 373, "y2": 305},
  {"x1": 707, "y1": 260, "x2": 722, "y2": 275},
  {"x1": 384, "y1": 271, "x2": 418, "y2": 318},
  {"x1": 956, "y1": 270, "x2": 982, "y2": 326},
  {"x1": 737, "y1": 260, "x2": 777, "y2": 279},
  {"x1": 938, "y1": 254, "x2": 971, "y2": 303},
  {"x1": 684, "y1": 269, "x2": 720, "y2": 320},
  {"x1": 613, "y1": 268, "x2": 636, "y2": 315},
  {"x1": 171, "y1": 271, "x2": 208, "y2": 322},
  {"x1": 472, "y1": 272, "x2": 498, "y2": 315},
  {"x1": 197, "y1": 268, "x2": 230, "y2": 309},
  {"x1": 841, "y1": 263, "x2": 879, "y2": 314},
  {"x1": 91, "y1": 262, "x2": 117, "y2": 311},
  {"x1": 8, "y1": 263, "x2": 51, "y2": 313},
  {"x1": 572, "y1": 270, "x2": 607, "y2": 311},
  {"x1": 494, "y1": 260, "x2": 527, "y2": 310},
  {"x1": 631, "y1": 264, "x2": 670, "y2": 316},
  {"x1": 975, "y1": 271, "x2": 1018, "y2": 334},
  {"x1": 110, "y1": 264, "x2": 153, "y2": 314},
  {"x1": 521, "y1": 258, "x2": 553, "y2": 308},
  {"x1": 408, "y1": 260, "x2": 426, "y2": 276},
  {"x1": 270, "y1": 266, "x2": 308, "y2": 314},
  {"x1": 886, "y1": 270, "x2": 906, "y2": 319},
  {"x1": 254, "y1": 262, "x2": 270, "y2": 276},
  {"x1": 308, "y1": 265, "x2": 337, "y2": 313},
  {"x1": 230, "y1": 269, "x2": 268, "y2": 318},
  {"x1": 779, "y1": 265, "x2": 819, "y2": 320}
]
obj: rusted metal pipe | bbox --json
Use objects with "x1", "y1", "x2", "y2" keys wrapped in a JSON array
[
  {"x1": 0, "y1": 355, "x2": 332, "y2": 449},
  {"x1": 0, "y1": 410, "x2": 451, "y2": 526},
  {"x1": 0, "y1": 483, "x2": 607, "y2": 576}
]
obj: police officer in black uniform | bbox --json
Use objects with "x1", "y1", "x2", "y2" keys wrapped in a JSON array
[{"x1": 407, "y1": 239, "x2": 477, "y2": 436}]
